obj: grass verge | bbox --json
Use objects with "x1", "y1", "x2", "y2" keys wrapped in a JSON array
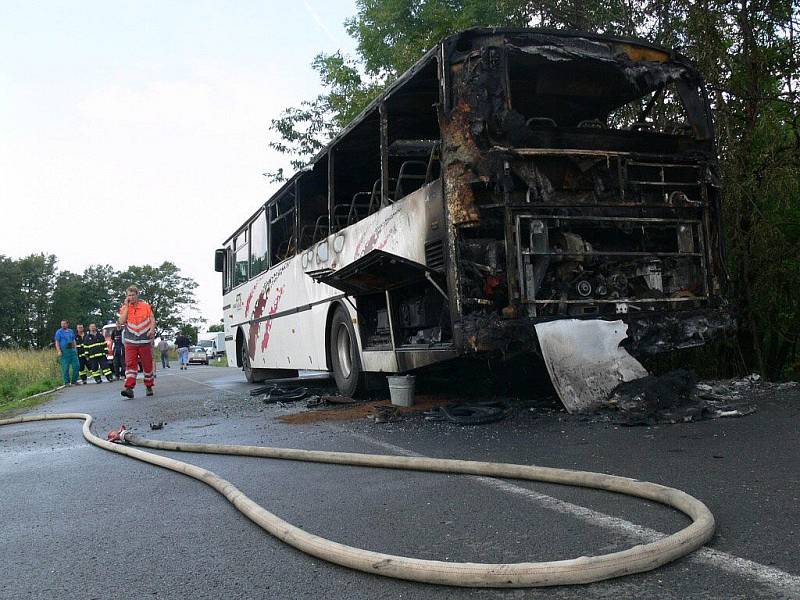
[
  {"x1": 0, "y1": 349, "x2": 62, "y2": 416},
  {"x1": 209, "y1": 355, "x2": 229, "y2": 367}
]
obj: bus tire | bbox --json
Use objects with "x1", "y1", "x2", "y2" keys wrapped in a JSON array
[
  {"x1": 241, "y1": 341, "x2": 267, "y2": 384},
  {"x1": 329, "y1": 306, "x2": 364, "y2": 397}
]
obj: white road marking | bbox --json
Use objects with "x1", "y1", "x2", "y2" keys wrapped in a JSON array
[{"x1": 348, "y1": 432, "x2": 800, "y2": 597}]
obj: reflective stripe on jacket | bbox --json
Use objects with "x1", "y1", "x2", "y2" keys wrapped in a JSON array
[
  {"x1": 75, "y1": 335, "x2": 87, "y2": 358},
  {"x1": 122, "y1": 301, "x2": 154, "y2": 345},
  {"x1": 83, "y1": 333, "x2": 107, "y2": 358}
]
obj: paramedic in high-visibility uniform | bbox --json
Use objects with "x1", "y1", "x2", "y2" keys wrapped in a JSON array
[{"x1": 117, "y1": 285, "x2": 157, "y2": 398}]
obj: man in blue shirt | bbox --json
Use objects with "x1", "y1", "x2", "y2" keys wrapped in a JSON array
[{"x1": 54, "y1": 319, "x2": 80, "y2": 386}]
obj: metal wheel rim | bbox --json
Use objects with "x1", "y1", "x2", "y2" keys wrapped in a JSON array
[{"x1": 335, "y1": 323, "x2": 352, "y2": 379}]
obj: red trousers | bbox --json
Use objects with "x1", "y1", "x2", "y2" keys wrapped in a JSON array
[{"x1": 124, "y1": 343, "x2": 154, "y2": 389}]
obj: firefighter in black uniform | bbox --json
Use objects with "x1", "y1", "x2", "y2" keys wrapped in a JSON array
[
  {"x1": 112, "y1": 323, "x2": 125, "y2": 380},
  {"x1": 84, "y1": 323, "x2": 113, "y2": 383},
  {"x1": 75, "y1": 323, "x2": 89, "y2": 384}
]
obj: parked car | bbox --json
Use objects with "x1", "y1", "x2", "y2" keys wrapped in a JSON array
[{"x1": 188, "y1": 346, "x2": 209, "y2": 365}]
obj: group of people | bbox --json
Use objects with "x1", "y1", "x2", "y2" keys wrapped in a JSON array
[
  {"x1": 54, "y1": 321, "x2": 125, "y2": 384},
  {"x1": 54, "y1": 286, "x2": 158, "y2": 398}
]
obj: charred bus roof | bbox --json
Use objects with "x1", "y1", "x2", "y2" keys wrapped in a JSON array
[{"x1": 224, "y1": 28, "x2": 709, "y2": 245}]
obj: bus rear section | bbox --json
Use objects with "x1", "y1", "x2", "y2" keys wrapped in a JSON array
[{"x1": 435, "y1": 30, "x2": 732, "y2": 409}]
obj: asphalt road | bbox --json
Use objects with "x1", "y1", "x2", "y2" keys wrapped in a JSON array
[{"x1": 1, "y1": 366, "x2": 799, "y2": 599}]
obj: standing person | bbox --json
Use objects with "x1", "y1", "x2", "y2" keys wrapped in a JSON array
[
  {"x1": 157, "y1": 338, "x2": 171, "y2": 369},
  {"x1": 118, "y1": 285, "x2": 156, "y2": 398},
  {"x1": 111, "y1": 324, "x2": 125, "y2": 380},
  {"x1": 175, "y1": 332, "x2": 191, "y2": 370},
  {"x1": 75, "y1": 324, "x2": 89, "y2": 384},
  {"x1": 84, "y1": 323, "x2": 113, "y2": 383},
  {"x1": 54, "y1": 320, "x2": 80, "y2": 386}
]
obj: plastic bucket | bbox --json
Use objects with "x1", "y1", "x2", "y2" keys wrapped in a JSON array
[{"x1": 388, "y1": 375, "x2": 416, "y2": 407}]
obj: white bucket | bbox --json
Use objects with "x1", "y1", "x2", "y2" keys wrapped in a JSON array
[{"x1": 388, "y1": 375, "x2": 416, "y2": 407}]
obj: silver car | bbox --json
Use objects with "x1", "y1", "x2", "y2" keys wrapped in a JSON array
[{"x1": 188, "y1": 346, "x2": 209, "y2": 365}]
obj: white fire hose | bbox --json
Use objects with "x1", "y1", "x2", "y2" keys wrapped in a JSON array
[{"x1": 0, "y1": 412, "x2": 715, "y2": 587}]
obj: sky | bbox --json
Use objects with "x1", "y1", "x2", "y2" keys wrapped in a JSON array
[{"x1": 0, "y1": 0, "x2": 358, "y2": 329}]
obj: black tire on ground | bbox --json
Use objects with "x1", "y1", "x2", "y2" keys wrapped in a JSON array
[
  {"x1": 241, "y1": 341, "x2": 267, "y2": 383},
  {"x1": 329, "y1": 305, "x2": 365, "y2": 397}
]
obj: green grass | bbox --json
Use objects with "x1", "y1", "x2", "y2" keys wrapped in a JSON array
[
  {"x1": 209, "y1": 355, "x2": 229, "y2": 367},
  {"x1": 0, "y1": 349, "x2": 62, "y2": 415}
]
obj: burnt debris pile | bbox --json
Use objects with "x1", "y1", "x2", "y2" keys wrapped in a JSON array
[{"x1": 601, "y1": 369, "x2": 762, "y2": 425}]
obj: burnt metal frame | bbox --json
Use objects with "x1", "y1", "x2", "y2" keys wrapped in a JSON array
[{"x1": 514, "y1": 214, "x2": 711, "y2": 310}]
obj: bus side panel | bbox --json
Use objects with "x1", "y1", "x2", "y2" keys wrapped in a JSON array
[{"x1": 224, "y1": 182, "x2": 438, "y2": 373}]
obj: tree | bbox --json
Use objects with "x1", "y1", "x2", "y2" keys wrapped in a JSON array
[
  {"x1": 18, "y1": 254, "x2": 57, "y2": 348},
  {"x1": 0, "y1": 255, "x2": 23, "y2": 347},
  {"x1": 0, "y1": 257, "x2": 201, "y2": 350},
  {"x1": 49, "y1": 271, "x2": 84, "y2": 333},
  {"x1": 208, "y1": 321, "x2": 225, "y2": 333},
  {"x1": 81, "y1": 265, "x2": 120, "y2": 326},
  {"x1": 176, "y1": 322, "x2": 199, "y2": 344},
  {"x1": 116, "y1": 262, "x2": 200, "y2": 337}
]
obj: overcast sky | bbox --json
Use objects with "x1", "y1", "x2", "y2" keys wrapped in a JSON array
[{"x1": 0, "y1": 0, "x2": 357, "y2": 329}]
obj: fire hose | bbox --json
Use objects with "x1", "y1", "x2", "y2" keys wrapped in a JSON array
[{"x1": 0, "y1": 412, "x2": 715, "y2": 588}]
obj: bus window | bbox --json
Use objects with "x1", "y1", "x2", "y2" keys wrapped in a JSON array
[
  {"x1": 270, "y1": 192, "x2": 296, "y2": 264},
  {"x1": 233, "y1": 230, "x2": 248, "y2": 287},
  {"x1": 297, "y1": 156, "x2": 328, "y2": 250},
  {"x1": 384, "y1": 57, "x2": 440, "y2": 203},
  {"x1": 250, "y1": 210, "x2": 268, "y2": 276},
  {"x1": 223, "y1": 243, "x2": 233, "y2": 292},
  {"x1": 330, "y1": 117, "x2": 381, "y2": 231}
]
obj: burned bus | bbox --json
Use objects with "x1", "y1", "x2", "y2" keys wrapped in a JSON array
[{"x1": 215, "y1": 28, "x2": 730, "y2": 407}]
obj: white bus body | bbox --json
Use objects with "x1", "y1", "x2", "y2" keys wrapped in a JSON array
[{"x1": 220, "y1": 181, "x2": 452, "y2": 393}]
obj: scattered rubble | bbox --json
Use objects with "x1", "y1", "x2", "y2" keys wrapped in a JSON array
[
  {"x1": 252, "y1": 385, "x2": 309, "y2": 404},
  {"x1": 598, "y1": 370, "x2": 786, "y2": 425},
  {"x1": 371, "y1": 405, "x2": 401, "y2": 424},
  {"x1": 424, "y1": 400, "x2": 511, "y2": 425},
  {"x1": 306, "y1": 395, "x2": 358, "y2": 408}
]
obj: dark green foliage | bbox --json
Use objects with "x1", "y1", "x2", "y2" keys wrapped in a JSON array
[
  {"x1": 0, "y1": 256, "x2": 24, "y2": 347},
  {"x1": 0, "y1": 256, "x2": 201, "y2": 348},
  {"x1": 345, "y1": 0, "x2": 531, "y2": 76},
  {"x1": 116, "y1": 262, "x2": 200, "y2": 337},
  {"x1": 177, "y1": 323, "x2": 199, "y2": 344},
  {"x1": 18, "y1": 254, "x2": 57, "y2": 349}
]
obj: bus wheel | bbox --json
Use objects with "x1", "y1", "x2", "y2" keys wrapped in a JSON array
[
  {"x1": 241, "y1": 343, "x2": 266, "y2": 384},
  {"x1": 330, "y1": 306, "x2": 364, "y2": 397}
]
